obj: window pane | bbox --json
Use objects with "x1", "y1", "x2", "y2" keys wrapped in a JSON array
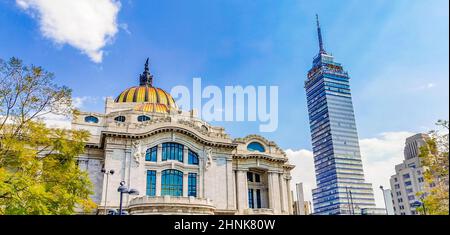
[
  {"x1": 161, "y1": 169, "x2": 183, "y2": 196},
  {"x1": 84, "y1": 116, "x2": 99, "y2": 123},
  {"x1": 188, "y1": 173, "x2": 197, "y2": 197},
  {"x1": 145, "y1": 146, "x2": 157, "y2": 162},
  {"x1": 137, "y1": 115, "x2": 151, "y2": 122},
  {"x1": 248, "y1": 189, "x2": 254, "y2": 208},
  {"x1": 255, "y1": 174, "x2": 261, "y2": 182},
  {"x1": 162, "y1": 143, "x2": 184, "y2": 162},
  {"x1": 256, "y1": 189, "x2": 262, "y2": 208},
  {"x1": 247, "y1": 142, "x2": 265, "y2": 152},
  {"x1": 188, "y1": 150, "x2": 199, "y2": 165},
  {"x1": 146, "y1": 170, "x2": 156, "y2": 196},
  {"x1": 247, "y1": 172, "x2": 253, "y2": 182},
  {"x1": 114, "y1": 116, "x2": 126, "y2": 122}
]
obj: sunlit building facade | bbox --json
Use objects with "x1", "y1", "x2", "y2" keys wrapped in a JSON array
[
  {"x1": 73, "y1": 59, "x2": 294, "y2": 215},
  {"x1": 390, "y1": 133, "x2": 429, "y2": 215},
  {"x1": 304, "y1": 16, "x2": 376, "y2": 215}
]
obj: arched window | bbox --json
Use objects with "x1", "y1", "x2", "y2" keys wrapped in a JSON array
[
  {"x1": 114, "y1": 116, "x2": 126, "y2": 122},
  {"x1": 247, "y1": 142, "x2": 265, "y2": 152},
  {"x1": 162, "y1": 143, "x2": 184, "y2": 162},
  {"x1": 137, "y1": 115, "x2": 151, "y2": 122},
  {"x1": 145, "y1": 146, "x2": 157, "y2": 162},
  {"x1": 84, "y1": 116, "x2": 99, "y2": 123},
  {"x1": 188, "y1": 150, "x2": 199, "y2": 165},
  {"x1": 161, "y1": 169, "x2": 183, "y2": 196}
]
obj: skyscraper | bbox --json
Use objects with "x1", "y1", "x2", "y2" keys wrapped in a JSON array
[{"x1": 305, "y1": 15, "x2": 376, "y2": 215}]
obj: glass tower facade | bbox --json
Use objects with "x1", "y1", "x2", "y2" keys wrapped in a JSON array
[{"x1": 305, "y1": 16, "x2": 376, "y2": 215}]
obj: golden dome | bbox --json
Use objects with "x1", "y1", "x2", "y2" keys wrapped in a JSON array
[
  {"x1": 115, "y1": 86, "x2": 175, "y2": 105},
  {"x1": 114, "y1": 58, "x2": 177, "y2": 114},
  {"x1": 134, "y1": 103, "x2": 170, "y2": 113}
]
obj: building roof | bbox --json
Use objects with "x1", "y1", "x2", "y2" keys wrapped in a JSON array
[{"x1": 114, "y1": 58, "x2": 177, "y2": 113}]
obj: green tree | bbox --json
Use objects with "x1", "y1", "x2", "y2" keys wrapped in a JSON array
[
  {"x1": 417, "y1": 120, "x2": 449, "y2": 215},
  {"x1": 0, "y1": 57, "x2": 96, "y2": 214}
]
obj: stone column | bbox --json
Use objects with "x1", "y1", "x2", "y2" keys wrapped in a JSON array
[
  {"x1": 226, "y1": 158, "x2": 235, "y2": 210},
  {"x1": 236, "y1": 170, "x2": 249, "y2": 212},
  {"x1": 279, "y1": 174, "x2": 288, "y2": 214},
  {"x1": 183, "y1": 146, "x2": 189, "y2": 164},
  {"x1": 183, "y1": 172, "x2": 189, "y2": 197},
  {"x1": 157, "y1": 144, "x2": 162, "y2": 163},
  {"x1": 286, "y1": 177, "x2": 293, "y2": 214},
  {"x1": 268, "y1": 171, "x2": 281, "y2": 213},
  {"x1": 156, "y1": 170, "x2": 162, "y2": 196},
  {"x1": 267, "y1": 172, "x2": 274, "y2": 210}
]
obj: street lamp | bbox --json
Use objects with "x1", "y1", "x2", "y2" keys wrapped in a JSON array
[
  {"x1": 101, "y1": 168, "x2": 114, "y2": 215},
  {"x1": 117, "y1": 181, "x2": 139, "y2": 215},
  {"x1": 379, "y1": 185, "x2": 388, "y2": 215}
]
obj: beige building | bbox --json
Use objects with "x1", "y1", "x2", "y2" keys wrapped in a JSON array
[
  {"x1": 73, "y1": 60, "x2": 294, "y2": 215},
  {"x1": 390, "y1": 133, "x2": 429, "y2": 215},
  {"x1": 292, "y1": 183, "x2": 312, "y2": 215}
]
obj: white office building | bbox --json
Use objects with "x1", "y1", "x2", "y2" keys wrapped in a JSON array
[{"x1": 389, "y1": 133, "x2": 429, "y2": 215}]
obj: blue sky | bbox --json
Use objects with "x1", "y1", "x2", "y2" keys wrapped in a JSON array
[
  {"x1": 0, "y1": 0, "x2": 448, "y2": 208},
  {"x1": 1, "y1": 0, "x2": 448, "y2": 150}
]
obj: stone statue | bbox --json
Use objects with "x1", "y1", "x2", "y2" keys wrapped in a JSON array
[
  {"x1": 132, "y1": 140, "x2": 142, "y2": 166},
  {"x1": 205, "y1": 147, "x2": 213, "y2": 170}
]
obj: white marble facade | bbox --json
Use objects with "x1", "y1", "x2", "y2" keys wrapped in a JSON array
[{"x1": 72, "y1": 63, "x2": 294, "y2": 215}]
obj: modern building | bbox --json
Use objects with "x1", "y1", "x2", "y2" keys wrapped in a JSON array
[
  {"x1": 381, "y1": 188, "x2": 395, "y2": 215},
  {"x1": 293, "y1": 183, "x2": 312, "y2": 215},
  {"x1": 304, "y1": 15, "x2": 376, "y2": 215},
  {"x1": 73, "y1": 59, "x2": 295, "y2": 215},
  {"x1": 390, "y1": 133, "x2": 429, "y2": 215}
]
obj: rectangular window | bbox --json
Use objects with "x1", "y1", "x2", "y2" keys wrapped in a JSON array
[
  {"x1": 255, "y1": 174, "x2": 261, "y2": 183},
  {"x1": 405, "y1": 181, "x2": 412, "y2": 186},
  {"x1": 403, "y1": 174, "x2": 410, "y2": 179},
  {"x1": 418, "y1": 177, "x2": 424, "y2": 183},
  {"x1": 256, "y1": 189, "x2": 262, "y2": 208},
  {"x1": 247, "y1": 172, "x2": 253, "y2": 182},
  {"x1": 248, "y1": 189, "x2": 254, "y2": 208},
  {"x1": 408, "y1": 195, "x2": 415, "y2": 201},
  {"x1": 146, "y1": 170, "x2": 156, "y2": 196},
  {"x1": 188, "y1": 173, "x2": 197, "y2": 197}
]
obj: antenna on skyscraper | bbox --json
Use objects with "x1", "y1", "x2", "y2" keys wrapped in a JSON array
[{"x1": 316, "y1": 14, "x2": 326, "y2": 54}]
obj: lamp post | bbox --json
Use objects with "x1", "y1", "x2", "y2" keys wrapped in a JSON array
[
  {"x1": 101, "y1": 168, "x2": 115, "y2": 215},
  {"x1": 117, "y1": 181, "x2": 139, "y2": 215},
  {"x1": 379, "y1": 185, "x2": 388, "y2": 215}
]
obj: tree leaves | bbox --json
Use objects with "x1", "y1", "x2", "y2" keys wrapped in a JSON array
[
  {"x1": 417, "y1": 120, "x2": 449, "y2": 215},
  {"x1": 0, "y1": 57, "x2": 95, "y2": 215}
]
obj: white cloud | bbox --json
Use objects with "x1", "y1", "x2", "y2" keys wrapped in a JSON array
[
  {"x1": 72, "y1": 96, "x2": 100, "y2": 109},
  {"x1": 42, "y1": 113, "x2": 71, "y2": 129},
  {"x1": 286, "y1": 149, "x2": 315, "y2": 206},
  {"x1": 286, "y1": 131, "x2": 415, "y2": 212},
  {"x1": 359, "y1": 131, "x2": 415, "y2": 208},
  {"x1": 16, "y1": 0, "x2": 121, "y2": 63}
]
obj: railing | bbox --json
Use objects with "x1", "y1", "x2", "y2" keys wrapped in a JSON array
[
  {"x1": 129, "y1": 195, "x2": 213, "y2": 206},
  {"x1": 127, "y1": 195, "x2": 216, "y2": 215}
]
